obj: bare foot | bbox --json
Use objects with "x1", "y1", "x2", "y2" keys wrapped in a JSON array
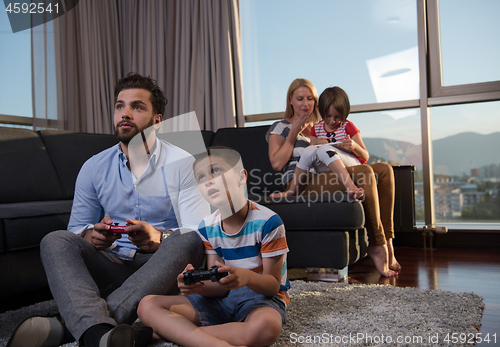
[
  {"x1": 269, "y1": 190, "x2": 294, "y2": 198},
  {"x1": 386, "y1": 238, "x2": 401, "y2": 271},
  {"x1": 366, "y1": 244, "x2": 397, "y2": 277}
]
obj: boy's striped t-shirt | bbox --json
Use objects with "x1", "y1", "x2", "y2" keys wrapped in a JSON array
[{"x1": 196, "y1": 200, "x2": 290, "y2": 305}]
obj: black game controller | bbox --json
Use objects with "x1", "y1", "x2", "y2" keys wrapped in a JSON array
[
  {"x1": 103, "y1": 223, "x2": 134, "y2": 236},
  {"x1": 183, "y1": 265, "x2": 229, "y2": 285}
]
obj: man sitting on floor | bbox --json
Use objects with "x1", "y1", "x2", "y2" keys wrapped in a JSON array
[{"x1": 7, "y1": 73, "x2": 210, "y2": 347}]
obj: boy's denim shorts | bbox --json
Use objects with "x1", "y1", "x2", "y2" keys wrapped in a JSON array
[{"x1": 185, "y1": 286, "x2": 286, "y2": 326}]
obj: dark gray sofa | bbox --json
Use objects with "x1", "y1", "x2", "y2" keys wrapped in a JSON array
[{"x1": 0, "y1": 125, "x2": 366, "y2": 302}]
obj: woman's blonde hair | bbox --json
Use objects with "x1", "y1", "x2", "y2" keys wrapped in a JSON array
[{"x1": 284, "y1": 78, "x2": 321, "y2": 125}]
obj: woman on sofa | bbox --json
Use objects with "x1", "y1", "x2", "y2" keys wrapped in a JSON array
[{"x1": 266, "y1": 78, "x2": 399, "y2": 277}]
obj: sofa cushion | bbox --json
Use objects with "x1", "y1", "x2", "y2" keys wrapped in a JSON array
[
  {"x1": 0, "y1": 200, "x2": 73, "y2": 252},
  {"x1": 286, "y1": 229, "x2": 367, "y2": 269},
  {"x1": 210, "y1": 126, "x2": 283, "y2": 195},
  {"x1": 0, "y1": 127, "x2": 66, "y2": 203},
  {"x1": 0, "y1": 200, "x2": 73, "y2": 219},
  {"x1": 252, "y1": 194, "x2": 366, "y2": 269},
  {"x1": 253, "y1": 194, "x2": 365, "y2": 231},
  {"x1": 38, "y1": 130, "x2": 118, "y2": 199}
]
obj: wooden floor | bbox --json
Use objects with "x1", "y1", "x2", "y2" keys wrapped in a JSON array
[{"x1": 289, "y1": 247, "x2": 500, "y2": 345}]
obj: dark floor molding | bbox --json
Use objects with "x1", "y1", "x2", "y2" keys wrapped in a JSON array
[{"x1": 394, "y1": 230, "x2": 500, "y2": 248}]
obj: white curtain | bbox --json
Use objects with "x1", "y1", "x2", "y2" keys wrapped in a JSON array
[
  {"x1": 173, "y1": 0, "x2": 245, "y2": 130},
  {"x1": 32, "y1": 0, "x2": 244, "y2": 133}
]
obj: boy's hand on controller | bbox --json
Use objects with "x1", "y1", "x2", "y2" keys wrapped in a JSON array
[
  {"x1": 125, "y1": 218, "x2": 162, "y2": 252},
  {"x1": 178, "y1": 264, "x2": 204, "y2": 295},
  {"x1": 215, "y1": 260, "x2": 249, "y2": 290},
  {"x1": 86, "y1": 216, "x2": 121, "y2": 250}
]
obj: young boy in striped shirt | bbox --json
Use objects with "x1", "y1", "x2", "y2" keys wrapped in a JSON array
[{"x1": 138, "y1": 146, "x2": 289, "y2": 347}]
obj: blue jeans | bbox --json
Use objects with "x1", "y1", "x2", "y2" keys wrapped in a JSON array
[{"x1": 186, "y1": 286, "x2": 286, "y2": 326}]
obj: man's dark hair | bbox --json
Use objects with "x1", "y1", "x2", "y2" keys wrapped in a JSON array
[{"x1": 114, "y1": 73, "x2": 168, "y2": 117}]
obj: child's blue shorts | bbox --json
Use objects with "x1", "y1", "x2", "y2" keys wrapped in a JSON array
[{"x1": 185, "y1": 286, "x2": 286, "y2": 326}]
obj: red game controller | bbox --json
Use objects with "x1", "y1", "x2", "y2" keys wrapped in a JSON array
[{"x1": 103, "y1": 223, "x2": 134, "y2": 236}]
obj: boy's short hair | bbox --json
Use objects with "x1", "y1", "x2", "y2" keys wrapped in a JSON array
[
  {"x1": 193, "y1": 146, "x2": 244, "y2": 172},
  {"x1": 318, "y1": 86, "x2": 350, "y2": 121}
]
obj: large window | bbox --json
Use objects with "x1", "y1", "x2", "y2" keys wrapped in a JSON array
[
  {"x1": 439, "y1": 0, "x2": 500, "y2": 86},
  {"x1": 427, "y1": 0, "x2": 500, "y2": 228},
  {"x1": 430, "y1": 101, "x2": 500, "y2": 228},
  {"x1": 0, "y1": 8, "x2": 32, "y2": 122},
  {"x1": 242, "y1": 0, "x2": 500, "y2": 229},
  {"x1": 240, "y1": 0, "x2": 419, "y2": 116}
]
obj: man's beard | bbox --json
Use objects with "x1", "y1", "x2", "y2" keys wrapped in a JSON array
[{"x1": 115, "y1": 117, "x2": 155, "y2": 145}]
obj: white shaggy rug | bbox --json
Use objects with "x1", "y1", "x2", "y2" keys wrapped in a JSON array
[{"x1": 0, "y1": 281, "x2": 484, "y2": 347}]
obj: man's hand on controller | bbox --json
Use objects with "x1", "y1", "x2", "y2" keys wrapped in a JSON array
[
  {"x1": 86, "y1": 217, "x2": 169, "y2": 252},
  {"x1": 85, "y1": 216, "x2": 121, "y2": 250},
  {"x1": 125, "y1": 218, "x2": 166, "y2": 252}
]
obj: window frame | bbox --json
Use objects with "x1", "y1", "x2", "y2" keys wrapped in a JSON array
[
  {"x1": 0, "y1": 114, "x2": 32, "y2": 127},
  {"x1": 426, "y1": 0, "x2": 500, "y2": 102}
]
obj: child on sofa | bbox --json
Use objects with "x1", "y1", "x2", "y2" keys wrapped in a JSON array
[
  {"x1": 271, "y1": 86, "x2": 365, "y2": 199},
  {"x1": 138, "y1": 146, "x2": 289, "y2": 347}
]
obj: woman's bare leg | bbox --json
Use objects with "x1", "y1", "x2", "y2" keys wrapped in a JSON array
[
  {"x1": 370, "y1": 163, "x2": 400, "y2": 271},
  {"x1": 386, "y1": 238, "x2": 401, "y2": 271},
  {"x1": 366, "y1": 244, "x2": 397, "y2": 277},
  {"x1": 349, "y1": 165, "x2": 395, "y2": 277}
]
